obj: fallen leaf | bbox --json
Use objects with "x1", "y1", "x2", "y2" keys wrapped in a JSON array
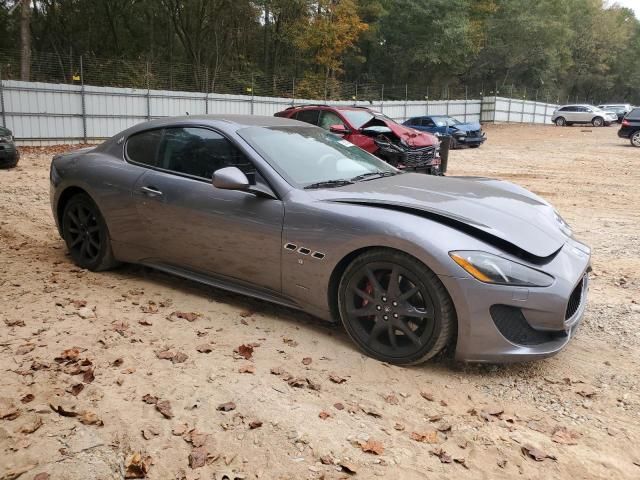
[
  {"x1": 410, "y1": 430, "x2": 438, "y2": 443},
  {"x1": 576, "y1": 387, "x2": 597, "y2": 398},
  {"x1": 184, "y1": 430, "x2": 209, "y2": 447},
  {"x1": 334, "y1": 402, "x2": 345, "y2": 411},
  {"x1": 217, "y1": 401, "x2": 236, "y2": 412},
  {"x1": 67, "y1": 383, "x2": 84, "y2": 396},
  {"x1": 238, "y1": 364, "x2": 255, "y2": 374},
  {"x1": 249, "y1": 420, "x2": 263, "y2": 429},
  {"x1": 339, "y1": 461, "x2": 357, "y2": 474},
  {"x1": 521, "y1": 444, "x2": 557, "y2": 462},
  {"x1": 360, "y1": 439, "x2": 384, "y2": 455},
  {"x1": 169, "y1": 311, "x2": 201, "y2": 322},
  {"x1": 318, "y1": 410, "x2": 331, "y2": 420},
  {"x1": 431, "y1": 448, "x2": 452, "y2": 463},
  {"x1": 384, "y1": 393, "x2": 399, "y2": 405},
  {"x1": 420, "y1": 391, "x2": 434, "y2": 401},
  {"x1": 140, "y1": 302, "x2": 158, "y2": 314},
  {"x1": 82, "y1": 369, "x2": 95, "y2": 384},
  {"x1": 196, "y1": 344, "x2": 212, "y2": 353},
  {"x1": 235, "y1": 344, "x2": 254, "y2": 360},
  {"x1": 125, "y1": 452, "x2": 152, "y2": 478},
  {"x1": 172, "y1": 423, "x2": 188, "y2": 436},
  {"x1": 302, "y1": 357, "x2": 312, "y2": 365},
  {"x1": 15, "y1": 343, "x2": 35, "y2": 355},
  {"x1": 19, "y1": 414, "x2": 43, "y2": 434},
  {"x1": 551, "y1": 426, "x2": 580, "y2": 445},
  {"x1": 56, "y1": 347, "x2": 82, "y2": 362},
  {"x1": 20, "y1": 394, "x2": 34, "y2": 404},
  {"x1": 112, "y1": 321, "x2": 129, "y2": 333},
  {"x1": 142, "y1": 394, "x2": 158, "y2": 405},
  {"x1": 189, "y1": 446, "x2": 209, "y2": 469},
  {"x1": 79, "y1": 410, "x2": 103, "y2": 426},
  {"x1": 329, "y1": 374, "x2": 347, "y2": 384},
  {"x1": 156, "y1": 400, "x2": 174, "y2": 418},
  {"x1": 138, "y1": 319, "x2": 153, "y2": 326}
]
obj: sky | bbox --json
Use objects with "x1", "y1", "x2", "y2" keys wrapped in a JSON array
[{"x1": 612, "y1": 0, "x2": 640, "y2": 18}]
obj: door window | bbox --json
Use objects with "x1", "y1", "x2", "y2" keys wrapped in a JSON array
[
  {"x1": 318, "y1": 111, "x2": 346, "y2": 130},
  {"x1": 126, "y1": 129, "x2": 163, "y2": 167},
  {"x1": 159, "y1": 127, "x2": 254, "y2": 180},
  {"x1": 294, "y1": 109, "x2": 320, "y2": 125}
]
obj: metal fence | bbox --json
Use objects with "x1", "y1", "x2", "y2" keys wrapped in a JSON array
[{"x1": 0, "y1": 79, "x2": 561, "y2": 145}]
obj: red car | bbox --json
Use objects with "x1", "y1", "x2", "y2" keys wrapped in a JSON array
[{"x1": 274, "y1": 105, "x2": 442, "y2": 175}]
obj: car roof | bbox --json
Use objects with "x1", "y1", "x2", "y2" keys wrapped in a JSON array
[{"x1": 288, "y1": 104, "x2": 376, "y2": 112}]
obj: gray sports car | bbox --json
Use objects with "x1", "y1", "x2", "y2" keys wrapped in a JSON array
[{"x1": 49, "y1": 115, "x2": 591, "y2": 364}]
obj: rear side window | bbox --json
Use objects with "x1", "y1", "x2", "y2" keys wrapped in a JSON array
[
  {"x1": 559, "y1": 106, "x2": 574, "y2": 112},
  {"x1": 628, "y1": 108, "x2": 640, "y2": 119},
  {"x1": 159, "y1": 127, "x2": 254, "y2": 179},
  {"x1": 126, "y1": 129, "x2": 163, "y2": 167},
  {"x1": 295, "y1": 109, "x2": 320, "y2": 125}
]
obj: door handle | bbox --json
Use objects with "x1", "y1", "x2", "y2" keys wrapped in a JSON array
[{"x1": 140, "y1": 186, "x2": 163, "y2": 197}]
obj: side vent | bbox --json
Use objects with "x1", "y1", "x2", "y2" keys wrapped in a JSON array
[
  {"x1": 284, "y1": 243, "x2": 297, "y2": 251},
  {"x1": 312, "y1": 252, "x2": 325, "y2": 260},
  {"x1": 298, "y1": 247, "x2": 311, "y2": 255}
]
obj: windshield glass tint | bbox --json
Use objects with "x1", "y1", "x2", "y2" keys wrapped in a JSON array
[
  {"x1": 238, "y1": 126, "x2": 396, "y2": 187},
  {"x1": 433, "y1": 116, "x2": 461, "y2": 127},
  {"x1": 341, "y1": 110, "x2": 375, "y2": 128}
]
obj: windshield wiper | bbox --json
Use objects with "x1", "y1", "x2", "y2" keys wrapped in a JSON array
[
  {"x1": 304, "y1": 179, "x2": 354, "y2": 190},
  {"x1": 350, "y1": 171, "x2": 400, "y2": 182}
]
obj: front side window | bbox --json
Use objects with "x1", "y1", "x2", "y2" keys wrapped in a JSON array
[
  {"x1": 126, "y1": 129, "x2": 163, "y2": 167},
  {"x1": 318, "y1": 111, "x2": 346, "y2": 130},
  {"x1": 159, "y1": 127, "x2": 253, "y2": 179},
  {"x1": 238, "y1": 126, "x2": 396, "y2": 188}
]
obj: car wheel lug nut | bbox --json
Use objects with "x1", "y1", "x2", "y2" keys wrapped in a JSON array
[
  {"x1": 376, "y1": 305, "x2": 382, "y2": 311},
  {"x1": 383, "y1": 315, "x2": 388, "y2": 320},
  {"x1": 393, "y1": 313, "x2": 398, "y2": 318},
  {"x1": 382, "y1": 296, "x2": 387, "y2": 302}
]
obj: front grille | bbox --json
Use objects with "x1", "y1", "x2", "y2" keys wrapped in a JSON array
[
  {"x1": 398, "y1": 146, "x2": 436, "y2": 167},
  {"x1": 490, "y1": 305, "x2": 566, "y2": 346},
  {"x1": 466, "y1": 130, "x2": 481, "y2": 138},
  {"x1": 565, "y1": 277, "x2": 584, "y2": 320}
]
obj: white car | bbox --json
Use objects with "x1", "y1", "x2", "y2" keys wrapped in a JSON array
[
  {"x1": 551, "y1": 105, "x2": 618, "y2": 127},
  {"x1": 598, "y1": 104, "x2": 632, "y2": 122}
]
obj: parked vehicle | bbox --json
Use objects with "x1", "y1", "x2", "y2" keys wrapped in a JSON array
[
  {"x1": 275, "y1": 105, "x2": 442, "y2": 175},
  {"x1": 50, "y1": 115, "x2": 591, "y2": 364},
  {"x1": 618, "y1": 107, "x2": 640, "y2": 147},
  {"x1": 403, "y1": 115, "x2": 486, "y2": 149},
  {"x1": 0, "y1": 126, "x2": 19, "y2": 169},
  {"x1": 551, "y1": 105, "x2": 617, "y2": 127},
  {"x1": 598, "y1": 104, "x2": 632, "y2": 122}
]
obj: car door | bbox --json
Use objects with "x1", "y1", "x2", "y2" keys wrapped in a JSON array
[
  {"x1": 576, "y1": 106, "x2": 591, "y2": 122},
  {"x1": 131, "y1": 126, "x2": 284, "y2": 293}
]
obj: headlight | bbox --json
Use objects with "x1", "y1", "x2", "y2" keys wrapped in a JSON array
[
  {"x1": 449, "y1": 251, "x2": 554, "y2": 287},
  {"x1": 0, "y1": 135, "x2": 12, "y2": 142}
]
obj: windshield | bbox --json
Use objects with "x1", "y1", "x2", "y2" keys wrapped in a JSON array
[
  {"x1": 433, "y1": 116, "x2": 461, "y2": 127},
  {"x1": 238, "y1": 126, "x2": 397, "y2": 188},
  {"x1": 340, "y1": 110, "x2": 374, "y2": 128}
]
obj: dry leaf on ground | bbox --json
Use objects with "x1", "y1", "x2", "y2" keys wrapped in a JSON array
[
  {"x1": 156, "y1": 400, "x2": 174, "y2": 418},
  {"x1": 125, "y1": 452, "x2": 152, "y2": 478},
  {"x1": 551, "y1": 426, "x2": 580, "y2": 445},
  {"x1": 235, "y1": 344, "x2": 254, "y2": 360},
  {"x1": 318, "y1": 410, "x2": 331, "y2": 420},
  {"x1": 360, "y1": 439, "x2": 384, "y2": 455},
  {"x1": 431, "y1": 448, "x2": 452, "y2": 463},
  {"x1": 217, "y1": 401, "x2": 236, "y2": 412},
  {"x1": 238, "y1": 364, "x2": 255, "y2": 374},
  {"x1": 410, "y1": 430, "x2": 439, "y2": 443}
]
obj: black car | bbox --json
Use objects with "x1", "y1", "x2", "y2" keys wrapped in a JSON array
[
  {"x1": 0, "y1": 126, "x2": 19, "y2": 168},
  {"x1": 618, "y1": 108, "x2": 640, "y2": 147}
]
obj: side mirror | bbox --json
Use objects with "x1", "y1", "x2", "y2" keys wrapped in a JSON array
[
  {"x1": 329, "y1": 124, "x2": 350, "y2": 134},
  {"x1": 212, "y1": 166, "x2": 250, "y2": 191}
]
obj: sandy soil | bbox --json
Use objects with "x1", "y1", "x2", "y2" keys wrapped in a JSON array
[{"x1": 1, "y1": 124, "x2": 639, "y2": 480}]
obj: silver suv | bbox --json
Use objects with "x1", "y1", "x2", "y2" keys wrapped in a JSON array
[{"x1": 551, "y1": 105, "x2": 618, "y2": 127}]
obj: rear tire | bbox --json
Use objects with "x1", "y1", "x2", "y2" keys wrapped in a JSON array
[
  {"x1": 592, "y1": 117, "x2": 604, "y2": 127},
  {"x1": 555, "y1": 117, "x2": 566, "y2": 127},
  {"x1": 338, "y1": 248, "x2": 455, "y2": 365},
  {"x1": 62, "y1": 194, "x2": 118, "y2": 271},
  {"x1": 631, "y1": 131, "x2": 640, "y2": 147}
]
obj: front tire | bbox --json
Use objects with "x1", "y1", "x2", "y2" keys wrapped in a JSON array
[
  {"x1": 338, "y1": 249, "x2": 455, "y2": 365},
  {"x1": 631, "y1": 131, "x2": 640, "y2": 147},
  {"x1": 62, "y1": 194, "x2": 118, "y2": 271},
  {"x1": 555, "y1": 117, "x2": 566, "y2": 126},
  {"x1": 592, "y1": 117, "x2": 604, "y2": 127}
]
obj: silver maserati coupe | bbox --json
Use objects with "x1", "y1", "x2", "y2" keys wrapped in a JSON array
[{"x1": 49, "y1": 115, "x2": 591, "y2": 364}]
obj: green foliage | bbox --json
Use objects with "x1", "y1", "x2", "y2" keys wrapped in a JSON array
[{"x1": 0, "y1": 0, "x2": 638, "y2": 103}]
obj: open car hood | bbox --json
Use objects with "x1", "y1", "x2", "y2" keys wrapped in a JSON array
[
  {"x1": 361, "y1": 115, "x2": 438, "y2": 148},
  {"x1": 317, "y1": 174, "x2": 569, "y2": 259}
]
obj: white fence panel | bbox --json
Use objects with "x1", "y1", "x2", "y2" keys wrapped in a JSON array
[{"x1": 0, "y1": 80, "x2": 561, "y2": 144}]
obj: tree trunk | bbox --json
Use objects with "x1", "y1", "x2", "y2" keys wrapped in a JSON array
[{"x1": 20, "y1": 0, "x2": 32, "y2": 81}]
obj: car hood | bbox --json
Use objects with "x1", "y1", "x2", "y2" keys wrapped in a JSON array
[
  {"x1": 450, "y1": 122, "x2": 481, "y2": 132},
  {"x1": 311, "y1": 173, "x2": 569, "y2": 258},
  {"x1": 361, "y1": 116, "x2": 438, "y2": 147}
]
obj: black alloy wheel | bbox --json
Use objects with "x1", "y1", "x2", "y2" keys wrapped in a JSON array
[
  {"x1": 338, "y1": 249, "x2": 455, "y2": 364},
  {"x1": 62, "y1": 194, "x2": 117, "y2": 271}
]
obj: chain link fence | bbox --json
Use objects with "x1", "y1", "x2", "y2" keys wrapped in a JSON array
[{"x1": 0, "y1": 48, "x2": 603, "y2": 105}]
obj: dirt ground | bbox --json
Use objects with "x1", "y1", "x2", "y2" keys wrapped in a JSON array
[{"x1": 1, "y1": 123, "x2": 639, "y2": 480}]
